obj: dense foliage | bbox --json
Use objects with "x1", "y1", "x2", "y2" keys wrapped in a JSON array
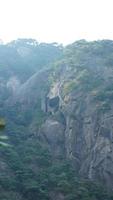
[{"x1": 0, "y1": 137, "x2": 113, "y2": 200}]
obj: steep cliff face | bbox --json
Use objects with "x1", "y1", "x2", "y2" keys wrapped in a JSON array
[
  {"x1": 36, "y1": 40, "x2": 113, "y2": 189},
  {"x1": 1, "y1": 39, "x2": 113, "y2": 199},
  {"x1": 5, "y1": 39, "x2": 113, "y2": 188},
  {"x1": 45, "y1": 42, "x2": 113, "y2": 187}
]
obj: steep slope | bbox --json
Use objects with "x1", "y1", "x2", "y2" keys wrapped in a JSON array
[
  {"x1": 45, "y1": 40, "x2": 113, "y2": 188},
  {"x1": 10, "y1": 39, "x2": 113, "y2": 187},
  {"x1": 0, "y1": 39, "x2": 63, "y2": 105},
  {"x1": 1, "y1": 39, "x2": 113, "y2": 199}
]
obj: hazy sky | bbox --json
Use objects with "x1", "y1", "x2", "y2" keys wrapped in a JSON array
[{"x1": 0, "y1": 0, "x2": 113, "y2": 44}]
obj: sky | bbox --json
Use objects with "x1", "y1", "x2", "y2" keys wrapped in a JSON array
[{"x1": 0, "y1": 0, "x2": 113, "y2": 45}]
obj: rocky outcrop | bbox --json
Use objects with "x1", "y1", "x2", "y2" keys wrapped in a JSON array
[
  {"x1": 36, "y1": 40, "x2": 113, "y2": 189},
  {"x1": 40, "y1": 119, "x2": 65, "y2": 159},
  {"x1": 62, "y1": 92, "x2": 113, "y2": 188},
  {"x1": 2, "y1": 39, "x2": 113, "y2": 191}
]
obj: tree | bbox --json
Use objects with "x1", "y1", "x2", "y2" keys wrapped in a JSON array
[
  {"x1": 0, "y1": 118, "x2": 7, "y2": 146},
  {"x1": 0, "y1": 118, "x2": 5, "y2": 130}
]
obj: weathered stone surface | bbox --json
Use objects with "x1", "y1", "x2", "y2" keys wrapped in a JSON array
[
  {"x1": 40, "y1": 119, "x2": 65, "y2": 159},
  {"x1": 2, "y1": 39, "x2": 113, "y2": 191}
]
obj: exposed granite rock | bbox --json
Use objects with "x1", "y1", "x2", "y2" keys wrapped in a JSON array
[
  {"x1": 3, "y1": 39, "x2": 113, "y2": 191},
  {"x1": 40, "y1": 119, "x2": 65, "y2": 159}
]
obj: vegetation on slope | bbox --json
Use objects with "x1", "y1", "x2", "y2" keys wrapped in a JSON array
[{"x1": 1, "y1": 39, "x2": 113, "y2": 199}]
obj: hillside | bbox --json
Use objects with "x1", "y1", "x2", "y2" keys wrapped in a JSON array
[{"x1": 1, "y1": 39, "x2": 113, "y2": 199}]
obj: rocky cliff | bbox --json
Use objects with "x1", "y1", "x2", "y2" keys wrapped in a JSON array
[
  {"x1": 8, "y1": 39, "x2": 113, "y2": 189},
  {"x1": 1, "y1": 39, "x2": 113, "y2": 199}
]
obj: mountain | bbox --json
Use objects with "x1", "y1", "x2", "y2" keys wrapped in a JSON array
[{"x1": 0, "y1": 39, "x2": 113, "y2": 199}]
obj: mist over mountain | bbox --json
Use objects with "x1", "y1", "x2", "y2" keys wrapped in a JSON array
[{"x1": 1, "y1": 39, "x2": 113, "y2": 200}]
